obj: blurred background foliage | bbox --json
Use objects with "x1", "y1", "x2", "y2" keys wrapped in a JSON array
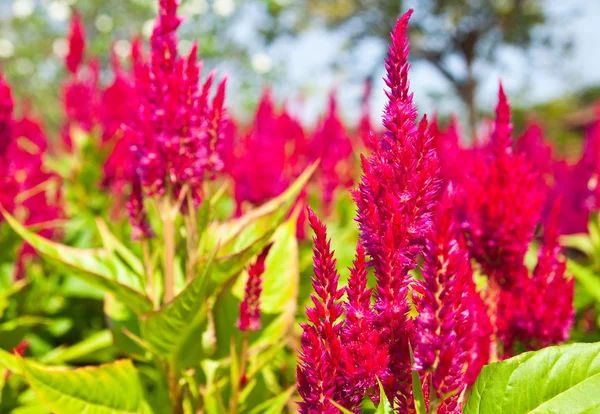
[{"x1": 0, "y1": 0, "x2": 599, "y2": 147}]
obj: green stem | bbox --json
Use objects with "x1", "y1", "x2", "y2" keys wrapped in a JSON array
[
  {"x1": 228, "y1": 334, "x2": 250, "y2": 414},
  {"x1": 162, "y1": 198, "x2": 176, "y2": 304}
]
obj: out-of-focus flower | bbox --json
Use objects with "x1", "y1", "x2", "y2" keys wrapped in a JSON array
[
  {"x1": 237, "y1": 245, "x2": 272, "y2": 332},
  {"x1": 127, "y1": 0, "x2": 228, "y2": 210},
  {"x1": 358, "y1": 77, "x2": 374, "y2": 148},
  {"x1": 498, "y1": 200, "x2": 574, "y2": 356},
  {"x1": 311, "y1": 92, "x2": 354, "y2": 212},
  {"x1": 431, "y1": 116, "x2": 470, "y2": 185},
  {"x1": 65, "y1": 11, "x2": 85, "y2": 74},
  {"x1": 461, "y1": 85, "x2": 544, "y2": 290},
  {"x1": 0, "y1": 73, "x2": 14, "y2": 159}
]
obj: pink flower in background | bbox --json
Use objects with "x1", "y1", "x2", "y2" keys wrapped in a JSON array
[
  {"x1": 311, "y1": 92, "x2": 354, "y2": 212},
  {"x1": 128, "y1": 0, "x2": 228, "y2": 210},
  {"x1": 0, "y1": 73, "x2": 14, "y2": 159},
  {"x1": 431, "y1": 116, "x2": 471, "y2": 185},
  {"x1": 461, "y1": 85, "x2": 544, "y2": 290},
  {"x1": 65, "y1": 11, "x2": 85, "y2": 75},
  {"x1": 498, "y1": 200, "x2": 574, "y2": 355},
  {"x1": 358, "y1": 77, "x2": 374, "y2": 148}
]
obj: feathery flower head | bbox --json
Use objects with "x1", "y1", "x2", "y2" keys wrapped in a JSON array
[
  {"x1": 128, "y1": 0, "x2": 228, "y2": 209},
  {"x1": 353, "y1": 9, "x2": 441, "y2": 403},
  {"x1": 233, "y1": 89, "x2": 290, "y2": 209},
  {"x1": 311, "y1": 91, "x2": 354, "y2": 212},
  {"x1": 297, "y1": 208, "x2": 350, "y2": 412},
  {"x1": 413, "y1": 185, "x2": 491, "y2": 411},
  {"x1": 499, "y1": 199, "x2": 574, "y2": 355},
  {"x1": 0, "y1": 72, "x2": 14, "y2": 159},
  {"x1": 65, "y1": 11, "x2": 85, "y2": 74},
  {"x1": 461, "y1": 84, "x2": 545, "y2": 289},
  {"x1": 237, "y1": 244, "x2": 272, "y2": 332}
]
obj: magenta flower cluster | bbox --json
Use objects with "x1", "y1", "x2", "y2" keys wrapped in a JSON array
[{"x1": 298, "y1": 9, "x2": 574, "y2": 412}]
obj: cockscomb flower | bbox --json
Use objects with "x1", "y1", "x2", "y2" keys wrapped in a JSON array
[
  {"x1": 431, "y1": 116, "x2": 470, "y2": 185},
  {"x1": 341, "y1": 244, "x2": 390, "y2": 407},
  {"x1": 413, "y1": 186, "x2": 491, "y2": 412},
  {"x1": 311, "y1": 92, "x2": 354, "y2": 212},
  {"x1": 461, "y1": 85, "x2": 544, "y2": 290},
  {"x1": 358, "y1": 77, "x2": 374, "y2": 148},
  {"x1": 65, "y1": 11, "x2": 85, "y2": 75},
  {"x1": 126, "y1": 175, "x2": 153, "y2": 241},
  {"x1": 232, "y1": 89, "x2": 291, "y2": 210},
  {"x1": 237, "y1": 245, "x2": 272, "y2": 332},
  {"x1": 0, "y1": 72, "x2": 14, "y2": 159},
  {"x1": 128, "y1": 0, "x2": 228, "y2": 209},
  {"x1": 352, "y1": 10, "x2": 441, "y2": 402},
  {"x1": 499, "y1": 200, "x2": 574, "y2": 355},
  {"x1": 297, "y1": 208, "x2": 350, "y2": 413}
]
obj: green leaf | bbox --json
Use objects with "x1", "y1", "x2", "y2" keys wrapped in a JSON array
[
  {"x1": 139, "y1": 251, "x2": 216, "y2": 368},
  {"x1": 247, "y1": 386, "x2": 296, "y2": 414},
  {"x1": 205, "y1": 161, "x2": 317, "y2": 256},
  {"x1": 464, "y1": 342, "x2": 600, "y2": 413},
  {"x1": 560, "y1": 233, "x2": 595, "y2": 257},
  {"x1": 39, "y1": 330, "x2": 114, "y2": 365},
  {"x1": 330, "y1": 400, "x2": 355, "y2": 414},
  {"x1": 21, "y1": 359, "x2": 144, "y2": 414},
  {"x1": 567, "y1": 260, "x2": 600, "y2": 304},
  {"x1": 96, "y1": 218, "x2": 145, "y2": 279},
  {"x1": 376, "y1": 378, "x2": 394, "y2": 414},
  {"x1": 0, "y1": 346, "x2": 22, "y2": 375},
  {"x1": 1, "y1": 210, "x2": 153, "y2": 315},
  {"x1": 409, "y1": 344, "x2": 427, "y2": 414}
]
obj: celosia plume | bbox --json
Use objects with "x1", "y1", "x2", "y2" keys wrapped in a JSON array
[
  {"x1": 311, "y1": 91, "x2": 354, "y2": 212},
  {"x1": 461, "y1": 85, "x2": 544, "y2": 290},
  {"x1": 65, "y1": 11, "x2": 85, "y2": 74},
  {"x1": 237, "y1": 244, "x2": 272, "y2": 332},
  {"x1": 413, "y1": 186, "x2": 491, "y2": 412},
  {"x1": 297, "y1": 208, "x2": 349, "y2": 413},
  {"x1": 126, "y1": 0, "x2": 228, "y2": 232},
  {"x1": 353, "y1": 9, "x2": 441, "y2": 403}
]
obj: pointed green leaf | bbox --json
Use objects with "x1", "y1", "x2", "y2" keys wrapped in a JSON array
[
  {"x1": 139, "y1": 252, "x2": 216, "y2": 367},
  {"x1": 376, "y1": 378, "x2": 394, "y2": 414},
  {"x1": 409, "y1": 344, "x2": 427, "y2": 414},
  {"x1": 39, "y1": 330, "x2": 114, "y2": 365},
  {"x1": 567, "y1": 260, "x2": 600, "y2": 304},
  {"x1": 249, "y1": 386, "x2": 296, "y2": 414},
  {"x1": 21, "y1": 359, "x2": 144, "y2": 414},
  {"x1": 1, "y1": 210, "x2": 152, "y2": 315},
  {"x1": 330, "y1": 400, "x2": 355, "y2": 414},
  {"x1": 96, "y1": 218, "x2": 145, "y2": 278},
  {"x1": 464, "y1": 342, "x2": 600, "y2": 413}
]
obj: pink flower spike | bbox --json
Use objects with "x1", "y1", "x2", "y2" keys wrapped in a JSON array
[
  {"x1": 237, "y1": 244, "x2": 272, "y2": 332},
  {"x1": 65, "y1": 11, "x2": 86, "y2": 74},
  {"x1": 0, "y1": 73, "x2": 14, "y2": 158}
]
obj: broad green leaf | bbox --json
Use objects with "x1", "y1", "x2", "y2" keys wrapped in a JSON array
[
  {"x1": 40, "y1": 330, "x2": 113, "y2": 365},
  {"x1": 464, "y1": 342, "x2": 600, "y2": 413},
  {"x1": 567, "y1": 260, "x2": 600, "y2": 304},
  {"x1": 205, "y1": 161, "x2": 317, "y2": 255},
  {"x1": 376, "y1": 378, "x2": 393, "y2": 414},
  {"x1": 249, "y1": 386, "x2": 296, "y2": 414},
  {"x1": 2, "y1": 210, "x2": 153, "y2": 315},
  {"x1": 139, "y1": 251, "x2": 215, "y2": 367},
  {"x1": 21, "y1": 359, "x2": 144, "y2": 414}
]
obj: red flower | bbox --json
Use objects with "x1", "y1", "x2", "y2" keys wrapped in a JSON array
[
  {"x1": 237, "y1": 245, "x2": 272, "y2": 332},
  {"x1": 65, "y1": 11, "x2": 85, "y2": 74}
]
